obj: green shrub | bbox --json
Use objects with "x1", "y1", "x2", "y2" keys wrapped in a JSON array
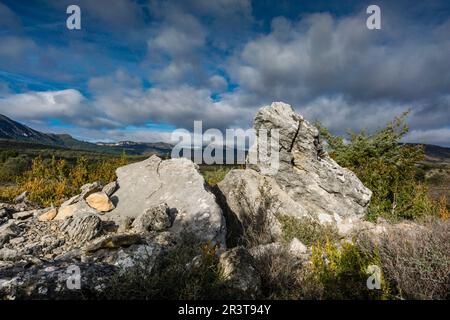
[
  {"x1": 309, "y1": 240, "x2": 389, "y2": 300},
  {"x1": 278, "y1": 215, "x2": 339, "y2": 246},
  {"x1": 317, "y1": 112, "x2": 438, "y2": 221},
  {"x1": 0, "y1": 154, "x2": 131, "y2": 206},
  {"x1": 201, "y1": 166, "x2": 233, "y2": 186},
  {"x1": 0, "y1": 155, "x2": 30, "y2": 182}
]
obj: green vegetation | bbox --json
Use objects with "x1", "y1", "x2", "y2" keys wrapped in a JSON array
[
  {"x1": 278, "y1": 215, "x2": 339, "y2": 246},
  {"x1": 317, "y1": 112, "x2": 439, "y2": 221},
  {"x1": 309, "y1": 240, "x2": 389, "y2": 300},
  {"x1": 0, "y1": 140, "x2": 121, "y2": 183},
  {"x1": 0, "y1": 153, "x2": 133, "y2": 206},
  {"x1": 200, "y1": 165, "x2": 238, "y2": 186}
]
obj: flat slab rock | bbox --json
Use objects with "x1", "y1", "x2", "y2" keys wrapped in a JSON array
[{"x1": 110, "y1": 156, "x2": 226, "y2": 246}]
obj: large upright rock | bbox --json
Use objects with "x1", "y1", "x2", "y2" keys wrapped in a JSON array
[
  {"x1": 110, "y1": 156, "x2": 226, "y2": 246},
  {"x1": 218, "y1": 102, "x2": 372, "y2": 239}
]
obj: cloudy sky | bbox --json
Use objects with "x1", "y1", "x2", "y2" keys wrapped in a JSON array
[{"x1": 0, "y1": 0, "x2": 449, "y2": 146}]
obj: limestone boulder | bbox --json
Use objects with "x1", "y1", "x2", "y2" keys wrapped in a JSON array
[
  {"x1": 38, "y1": 207, "x2": 58, "y2": 222},
  {"x1": 110, "y1": 156, "x2": 226, "y2": 246},
  {"x1": 218, "y1": 102, "x2": 372, "y2": 241}
]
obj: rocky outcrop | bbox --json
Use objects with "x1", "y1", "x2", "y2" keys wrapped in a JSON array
[
  {"x1": 0, "y1": 102, "x2": 379, "y2": 299},
  {"x1": 110, "y1": 155, "x2": 226, "y2": 246},
  {"x1": 102, "y1": 181, "x2": 118, "y2": 197},
  {"x1": 218, "y1": 102, "x2": 372, "y2": 242},
  {"x1": 0, "y1": 154, "x2": 230, "y2": 298}
]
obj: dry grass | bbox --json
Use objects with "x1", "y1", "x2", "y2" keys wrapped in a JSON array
[
  {"x1": 251, "y1": 245, "x2": 322, "y2": 299},
  {"x1": 358, "y1": 218, "x2": 450, "y2": 300}
]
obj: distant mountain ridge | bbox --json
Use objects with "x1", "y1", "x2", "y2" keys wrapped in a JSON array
[
  {"x1": 1, "y1": 113, "x2": 449, "y2": 160},
  {"x1": 0, "y1": 114, "x2": 61, "y2": 145},
  {"x1": 0, "y1": 114, "x2": 172, "y2": 156}
]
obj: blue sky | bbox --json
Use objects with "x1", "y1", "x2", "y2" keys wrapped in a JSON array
[{"x1": 0, "y1": 0, "x2": 449, "y2": 146}]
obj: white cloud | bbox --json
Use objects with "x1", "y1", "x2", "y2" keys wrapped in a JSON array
[
  {"x1": 208, "y1": 75, "x2": 228, "y2": 92},
  {"x1": 1, "y1": 4, "x2": 449, "y2": 147},
  {"x1": 228, "y1": 13, "x2": 450, "y2": 103},
  {"x1": 0, "y1": 89, "x2": 86, "y2": 120},
  {"x1": 405, "y1": 128, "x2": 450, "y2": 147}
]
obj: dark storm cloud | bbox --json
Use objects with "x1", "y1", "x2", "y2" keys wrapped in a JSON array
[{"x1": 0, "y1": 1, "x2": 448, "y2": 145}]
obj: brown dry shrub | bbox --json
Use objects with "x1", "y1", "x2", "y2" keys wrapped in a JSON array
[
  {"x1": 251, "y1": 245, "x2": 323, "y2": 299},
  {"x1": 358, "y1": 218, "x2": 450, "y2": 299}
]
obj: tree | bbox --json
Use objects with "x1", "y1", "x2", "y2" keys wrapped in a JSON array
[{"x1": 317, "y1": 112, "x2": 437, "y2": 220}]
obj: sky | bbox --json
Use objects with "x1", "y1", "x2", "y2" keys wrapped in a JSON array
[{"x1": 0, "y1": 0, "x2": 449, "y2": 146}]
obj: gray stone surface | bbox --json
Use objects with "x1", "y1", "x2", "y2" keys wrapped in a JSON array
[
  {"x1": 102, "y1": 181, "x2": 118, "y2": 197},
  {"x1": 219, "y1": 246, "x2": 261, "y2": 297},
  {"x1": 219, "y1": 102, "x2": 372, "y2": 231},
  {"x1": 110, "y1": 155, "x2": 226, "y2": 246},
  {"x1": 60, "y1": 214, "x2": 102, "y2": 243},
  {"x1": 131, "y1": 203, "x2": 174, "y2": 233}
]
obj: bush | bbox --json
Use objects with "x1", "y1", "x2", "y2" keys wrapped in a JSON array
[
  {"x1": 0, "y1": 155, "x2": 30, "y2": 182},
  {"x1": 201, "y1": 166, "x2": 233, "y2": 186},
  {"x1": 309, "y1": 240, "x2": 389, "y2": 300},
  {"x1": 278, "y1": 215, "x2": 339, "y2": 246},
  {"x1": 317, "y1": 112, "x2": 438, "y2": 221},
  {"x1": 358, "y1": 218, "x2": 450, "y2": 299},
  {"x1": 0, "y1": 154, "x2": 131, "y2": 206},
  {"x1": 251, "y1": 245, "x2": 323, "y2": 299}
]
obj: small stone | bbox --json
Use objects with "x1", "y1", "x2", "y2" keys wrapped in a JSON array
[
  {"x1": 102, "y1": 181, "x2": 118, "y2": 197},
  {"x1": 14, "y1": 191, "x2": 28, "y2": 203},
  {"x1": 86, "y1": 192, "x2": 115, "y2": 212},
  {"x1": 9, "y1": 236, "x2": 25, "y2": 245},
  {"x1": 54, "y1": 205, "x2": 77, "y2": 220},
  {"x1": 0, "y1": 248, "x2": 20, "y2": 261},
  {"x1": 60, "y1": 182, "x2": 103, "y2": 207},
  {"x1": 288, "y1": 237, "x2": 307, "y2": 256},
  {"x1": 61, "y1": 195, "x2": 80, "y2": 207},
  {"x1": 12, "y1": 210, "x2": 34, "y2": 220},
  {"x1": 54, "y1": 201, "x2": 98, "y2": 220},
  {"x1": 38, "y1": 208, "x2": 58, "y2": 222},
  {"x1": 85, "y1": 234, "x2": 142, "y2": 253},
  {"x1": 80, "y1": 182, "x2": 103, "y2": 199},
  {"x1": 131, "y1": 203, "x2": 174, "y2": 233}
]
